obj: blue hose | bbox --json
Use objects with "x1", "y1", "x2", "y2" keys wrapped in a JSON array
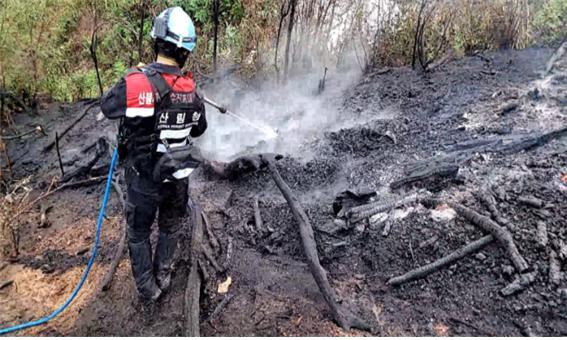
[{"x1": 0, "y1": 148, "x2": 119, "y2": 335}]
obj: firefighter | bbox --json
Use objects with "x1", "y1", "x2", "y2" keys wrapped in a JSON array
[{"x1": 100, "y1": 7, "x2": 206, "y2": 302}]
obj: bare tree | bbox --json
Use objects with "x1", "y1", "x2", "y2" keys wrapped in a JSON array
[
  {"x1": 89, "y1": 2, "x2": 103, "y2": 97},
  {"x1": 412, "y1": 0, "x2": 428, "y2": 70},
  {"x1": 284, "y1": 0, "x2": 297, "y2": 80},
  {"x1": 274, "y1": 0, "x2": 291, "y2": 81}
]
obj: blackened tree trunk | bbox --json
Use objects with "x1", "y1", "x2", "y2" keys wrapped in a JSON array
[
  {"x1": 284, "y1": 0, "x2": 297, "y2": 81},
  {"x1": 275, "y1": 0, "x2": 291, "y2": 82},
  {"x1": 412, "y1": 0, "x2": 427, "y2": 70}
]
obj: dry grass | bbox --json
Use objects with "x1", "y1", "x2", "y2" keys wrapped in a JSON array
[
  {"x1": 0, "y1": 262, "x2": 111, "y2": 335},
  {"x1": 0, "y1": 214, "x2": 123, "y2": 335},
  {"x1": 0, "y1": 177, "x2": 57, "y2": 259}
]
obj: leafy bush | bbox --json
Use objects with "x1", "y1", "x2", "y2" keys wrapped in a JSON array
[
  {"x1": 532, "y1": 0, "x2": 567, "y2": 44},
  {"x1": 0, "y1": 0, "x2": 564, "y2": 103}
]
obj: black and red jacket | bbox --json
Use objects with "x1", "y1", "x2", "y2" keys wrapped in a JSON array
[{"x1": 101, "y1": 63, "x2": 207, "y2": 179}]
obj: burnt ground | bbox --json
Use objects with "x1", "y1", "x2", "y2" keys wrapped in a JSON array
[{"x1": 0, "y1": 46, "x2": 566, "y2": 336}]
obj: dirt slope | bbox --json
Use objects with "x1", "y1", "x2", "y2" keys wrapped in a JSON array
[{"x1": 0, "y1": 46, "x2": 565, "y2": 336}]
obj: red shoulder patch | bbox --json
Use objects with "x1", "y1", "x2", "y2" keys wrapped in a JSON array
[{"x1": 125, "y1": 73, "x2": 155, "y2": 117}]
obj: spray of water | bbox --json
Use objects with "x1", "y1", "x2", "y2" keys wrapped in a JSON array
[{"x1": 224, "y1": 109, "x2": 279, "y2": 139}]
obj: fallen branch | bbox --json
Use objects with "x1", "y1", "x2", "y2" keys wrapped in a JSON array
[
  {"x1": 402, "y1": 127, "x2": 567, "y2": 184},
  {"x1": 426, "y1": 48, "x2": 454, "y2": 72},
  {"x1": 54, "y1": 176, "x2": 106, "y2": 191},
  {"x1": 390, "y1": 164, "x2": 459, "y2": 189},
  {"x1": 201, "y1": 242, "x2": 224, "y2": 273},
  {"x1": 206, "y1": 293, "x2": 235, "y2": 323},
  {"x1": 185, "y1": 202, "x2": 204, "y2": 337},
  {"x1": 501, "y1": 272, "x2": 537, "y2": 296},
  {"x1": 476, "y1": 190, "x2": 511, "y2": 228},
  {"x1": 498, "y1": 127, "x2": 567, "y2": 154},
  {"x1": 43, "y1": 100, "x2": 99, "y2": 152},
  {"x1": 263, "y1": 157, "x2": 370, "y2": 331},
  {"x1": 55, "y1": 132, "x2": 65, "y2": 177},
  {"x1": 1, "y1": 126, "x2": 44, "y2": 140},
  {"x1": 348, "y1": 193, "x2": 423, "y2": 224},
  {"x1": 449, "y1": 203, "x2": 529, "y2": 273},
  {"x1": 388, "y1": 235, "x2": 494, "y2": 286},
  {"x1": 201, "y1": 211, "x2": 220, "y2": 254}
]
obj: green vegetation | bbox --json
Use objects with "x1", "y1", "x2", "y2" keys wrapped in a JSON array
[
  {"x1": 0, "y1": 0, "x2": 564, "y2": 104},
  {"x1": 533, "y1": 0, "x2": 567, "y2": 44}
]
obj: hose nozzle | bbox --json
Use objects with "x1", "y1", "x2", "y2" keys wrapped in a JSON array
[{"x1": 203, "y1": 96, "x2": 227, "y2": 114}]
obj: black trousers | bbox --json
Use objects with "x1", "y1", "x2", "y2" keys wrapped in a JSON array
[{"x1": 124, "y1": 166, "x2": 188, "y2": 243}]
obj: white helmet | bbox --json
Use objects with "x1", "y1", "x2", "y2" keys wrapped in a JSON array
[{"x1": 150, "y1": 7, "x2": 197, "y2": 52}]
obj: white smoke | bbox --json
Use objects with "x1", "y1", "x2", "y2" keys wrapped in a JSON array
[{"x1": 195, "y1": 58, "x2": 364, "y2": 162}]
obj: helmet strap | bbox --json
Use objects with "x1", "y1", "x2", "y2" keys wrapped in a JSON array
[{"x1": 156, "y1": 55, "x2": 178, "y2": 66}]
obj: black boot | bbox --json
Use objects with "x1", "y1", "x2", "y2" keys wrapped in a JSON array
[
  {"x1": 153, "y1": 231, "x2": 178, "y2": 292},
  {"x1": 128, "y1": 238, "x2": 162, "y2": 302}
]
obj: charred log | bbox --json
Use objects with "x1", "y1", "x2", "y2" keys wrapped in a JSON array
[
  {"x1": 59, "y1": 138, "x2": 107, "y2": 183},
  {"x1": 402, "y1": 127, "x2": 567, "y2": 184},
  {"x1": 262, "y1": 157, "x2": 370, "y2": 331},
  {"x1": 449, "y1": 203, "x2": 529, "y2": 273},
  {"x1": 388, "y1": 235, "x2": 494, "y2": 286},
  {"x1": 390, "y1": 164, "x2": 459, "y2": 189},
  {"x1": 347, "y1": 192, "x2": 424, "y2": 224}
]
